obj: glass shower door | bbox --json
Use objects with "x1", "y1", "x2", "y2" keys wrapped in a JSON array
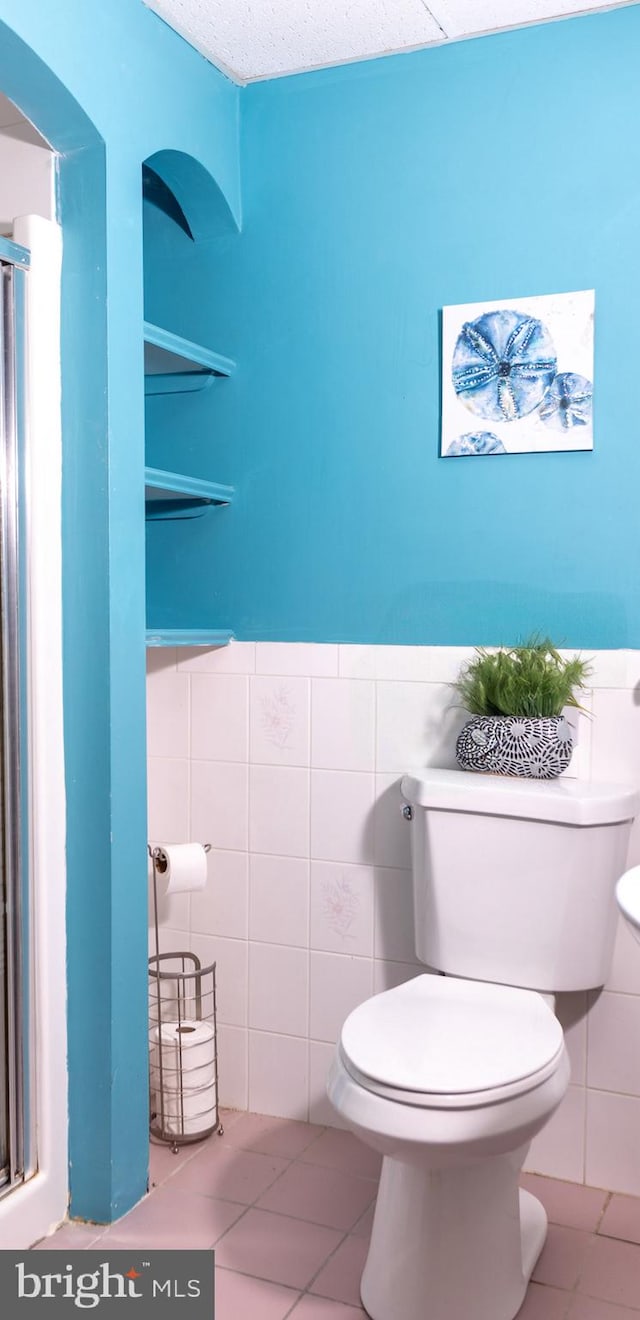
[{"x1": 0, "y1": 241, "x2": 28, "y2": 1197}]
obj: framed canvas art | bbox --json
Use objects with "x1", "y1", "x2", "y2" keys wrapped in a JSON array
[{"x1": 441, "y1": 290, "x2": 594, "y2": 458}]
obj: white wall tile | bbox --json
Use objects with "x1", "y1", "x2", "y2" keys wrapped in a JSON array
[
  {"x1": 309, "y1": 951, "x2": 373, "y2": 1043},
  {"x1": 148, "y1": 925, "x2": 191, "y2": 959},
  {"x1": 376, "y1": 681, "x2": 467, "y2": 773},
  {"x1": 587, "y1": 650, "x2": 629, "y2": 689},
  {"x1": 146, "y1": 647, "x2": 178, "y2": 675},
  {"x1": 250, "y1": 675, "x2": 310, "y2": 766},
  {"x1": 422, "y1": 647, "x2": 475, "y2": 684},
  {"x1": 310, "y1": 862, "x2": 374, "y2": 957},
  {"x1": 338, "y1": 645, "x2": 377, "y2": 679},
  {"x1": 147, "y1": 668, "x2": 189, "y2": 758},
  {"x1": 177, "y1": 641, "x2": 256, "y2": 674},
  {"x1": 189, "y1": 932, "x2": 248, "y2": 1028},
  {"x1": 249, "y1": 942, "x2": 309, "y2": 1036},
  {"x1": 590, "y1": 688, "x2": 640, "y2": 866},
  {"x1": 374, "y1": 868, "x2": 415, "y2": 963},
  {"x1": 249, "y1": 765, "x2": 310, "y2": 857},
  {"x1": 190, "y1": 849, "x2": 248, "y2": 941},
  {"x1": 587, "y1": 990, "x2": 640, "y2": 1095},
  {"x1": 309, "y1": 1040, "x2": 346, "y2": 1128},
  {"x1": 607, "y1": 917, "x2": 640, "y2": 995},
  {"x1": 218, "y1": 1025, "x2": 248, "y2": 1111},
  {"x1": 249, "y1": 854, "x2": 309, "y2": 948},
  {"x1": 312, "y1": 678, "x2": 375, "y2": 771},
  {"x1": 561, "y1": 695, "x2": 593, "y2": 781},
  {"x1": 311, "y1": 770, "x2": 375, "y2": 864},
  {"x1": 373, "y1": 774, "x2": 412, "y2": 870},
  {"x1": 256, "y1": 643, "x2": 338, "y2": 677},
  {"x1": 524, "y1": 1085, "x2": 585, "y2": 1183},
  {"x1": 191, "y1": 674, "x2": 248, "y2": 762},
  {"x1": 191, "y1": 760, "x2": 248, "y2": 852},
  {"x1": 586, "y1": 1090, "x2": 640, "y2": 1195},
  {"x1": 147, "y1": 757, "x2": 189, "y2": 842},
  {"x1": 248, "y1": 1031, "x2": 309, "y2": 1120}
]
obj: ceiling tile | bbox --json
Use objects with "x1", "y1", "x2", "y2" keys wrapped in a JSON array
[
  {"x1": 143, "y1": 0, "x2": 445, "y2": 80},
  {"x1": 427, "y1": 0, "x2": 632, "y2": 39}
]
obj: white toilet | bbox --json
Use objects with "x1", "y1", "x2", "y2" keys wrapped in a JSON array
[{"x1": 328, "y1": 768, "x2": 638, "y2": 1320}]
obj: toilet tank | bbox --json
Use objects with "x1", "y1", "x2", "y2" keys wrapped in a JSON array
[{"x1": 401, "y1": 768, "x2": 639, "y2": 992}]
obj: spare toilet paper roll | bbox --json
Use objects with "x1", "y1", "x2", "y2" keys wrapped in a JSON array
[
  {"x1": 152, "y1": 1078, "x2": 217, "y2": 1137},
  {"x1": 154, "y1": 842, "x2": 208, "y2": 894},
  {"x1": 150, "y1": 1020, "x2": 216, "y2": 1091}
]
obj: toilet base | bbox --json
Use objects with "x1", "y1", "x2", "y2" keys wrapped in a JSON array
[{"x1": 360, "y1": 1148, "x2": 546, "y2": 1320}]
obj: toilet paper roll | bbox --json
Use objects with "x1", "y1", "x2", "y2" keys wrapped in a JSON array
[
  {"x1": 150, "y1": 1020, "x2": 216, "y2": 1091},
  {"x1": 152, "y1": 1077, "x2": 218, "y2": 1137},
  {"x1": 154, "y1": 842, "x2": 208, "y2": 894}
]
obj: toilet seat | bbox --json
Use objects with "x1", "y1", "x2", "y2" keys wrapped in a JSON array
[{"x1": 340, "y1": 974, "x2": 565, "y2": 1110}]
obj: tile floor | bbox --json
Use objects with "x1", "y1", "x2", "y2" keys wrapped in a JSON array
[{"x1": 35, "y1": 1111, "x2": 640, "y2": 1318}]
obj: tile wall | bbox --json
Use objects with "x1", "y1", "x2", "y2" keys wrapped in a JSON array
[{"x1": 147, "y1": 642, "x2": 640, "y2": 1195}]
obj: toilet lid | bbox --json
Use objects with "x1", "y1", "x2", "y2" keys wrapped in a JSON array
[{"x1": 340, "y1": 975, "x2": 564, "y2": 1096}]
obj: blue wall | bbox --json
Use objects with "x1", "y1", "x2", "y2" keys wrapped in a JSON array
[
  {"x1": 0, "y1": 0, "x2": 240, "y2": 1222},
  {"x1": 149, "y1": 3, "x2": 640, "y2": 649}
]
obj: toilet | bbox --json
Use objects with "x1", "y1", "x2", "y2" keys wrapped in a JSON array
[{"x1": 328, "y1": 768, "x2": 638, "y2": 1320}]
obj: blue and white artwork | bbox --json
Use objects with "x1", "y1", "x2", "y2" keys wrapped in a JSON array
[{"x1": 441, "y1": 290, "x2": 594, "y2": 457}]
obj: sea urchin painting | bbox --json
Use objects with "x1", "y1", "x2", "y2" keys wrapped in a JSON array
[{"x1": 441, "y1": 290, "x2": 594, "y2": 458}]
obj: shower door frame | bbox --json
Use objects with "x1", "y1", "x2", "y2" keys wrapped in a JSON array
[{"x1": 0, "y1": 235, "x2": 31, "y2": 1200}]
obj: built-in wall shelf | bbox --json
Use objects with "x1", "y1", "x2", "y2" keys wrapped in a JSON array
[
  {"x1": 146, "y1": 629, "x2": 235, "y2": 648},
  {"x1": 144, "y1": 321, "x2": 236, "y2": 395},
  {"x1": 145, "y1": 466, "x2": 234, "y2": 520}
]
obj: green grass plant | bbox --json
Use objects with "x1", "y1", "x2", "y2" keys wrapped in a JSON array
[{"x1": 454, "y1": 637, "x2": 591, "y2": 719}]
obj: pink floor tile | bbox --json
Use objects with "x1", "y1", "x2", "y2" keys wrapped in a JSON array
[
  {"x1": 309, "y1": 1235, "x2": 369, "y2": 1308},
  {"x1": 148, "y1": 1137, "x2": 205, "y2": 1188},
  {"x1": 215, "y1": 1268, "x2": 300, "y2": 1320},
  {"x1": 532, "y1": 1224, "x2": 593, "y2": 1290},
  {"x1": 289, "y1": 1296, "x2": 367, "y2": 1319},
  {"x1": 514, "y1": 1282, "x2": 572, "y2": 1319},
  {"x1": 214, "y1": 1208, "x2": 343, "y2": 1290},
  {"x1": 599, "y1": 1193, "x2": 640, "y2": 1246},
  {"x1": 577, "y1": 1235, "x2": 640, "y2": 1310},
  {"x1": 521, "y1": 1175, "x2": 609, "y2": 1233},
  {"x1": 171, "y1": 1145, "x2": 288, "y2": 1204},
  {"x1": 257, "y1": 1162, "x2": 376, "y2": 1232},
  {"x1": 225, "y1": 1112, "x2": 325, "y2": 1159},
  {"x1": 300, "y1": 1129, "x2": 381, "y2": 1181},
  {"x1": 98, "y1": 1186, "x2": 245, "y2": 1250},
  {"x1": 33, "y1": 1222, "x2": 105, "y2": 1250},
  {"x1": 568, "y1": 1297, "x2": 640, "y2": 1320},
  {"x1": 350, "y1": 1204, "x2": 374, "y2": 1239}
]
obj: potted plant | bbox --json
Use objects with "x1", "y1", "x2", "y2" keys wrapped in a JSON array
[{"x1": 453, "y1": 638, "x2": 591, "y2": 779}]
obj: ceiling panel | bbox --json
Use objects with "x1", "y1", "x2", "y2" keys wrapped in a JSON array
[
  {"x1": 144, "y1": 0, "x2": 444, "y2": 79},
  {"x1": 427, "y1": 0, "x2": 633, "y2": 38},
  {"x1": 142, "y1": 0, "x2": 635, "y2": 81}
]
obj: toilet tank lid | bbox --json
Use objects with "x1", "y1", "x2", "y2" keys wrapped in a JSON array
[{"x1": 401, "y1": 768, "x2": 639, "y2": 826}]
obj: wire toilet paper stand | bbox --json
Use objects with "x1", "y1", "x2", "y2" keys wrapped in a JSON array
[{"x1": 148, "y1": 844, "x2": 223, "y2": 1152}]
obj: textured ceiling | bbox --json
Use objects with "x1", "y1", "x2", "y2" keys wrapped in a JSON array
[{"x1": 142, "y1": 0, "x2": 635, "y2": 81}]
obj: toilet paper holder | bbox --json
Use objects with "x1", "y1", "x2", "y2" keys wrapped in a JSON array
[
  {"x1": 148, "y1": 842, "x2": 222, "y2": 1153},
  {"x1": 148, "y1": 842, "x2": 211, "y2": 875}
]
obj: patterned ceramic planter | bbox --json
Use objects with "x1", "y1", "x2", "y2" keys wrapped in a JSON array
[{"x1": 455, "y1": 714, "x2": 574, "y2": 780}]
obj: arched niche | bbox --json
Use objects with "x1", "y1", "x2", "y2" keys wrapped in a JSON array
[{"x1": 143, "y1": 148, "x2": 240, "y2": 244}]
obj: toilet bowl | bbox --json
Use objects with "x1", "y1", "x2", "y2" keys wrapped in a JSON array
[
  {"x1": 328, "y1": 768, "x2": 638, "y2": 1320},
  {"x1": 328, "y1": 973, "x2": 569, "y2": 1320}
]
